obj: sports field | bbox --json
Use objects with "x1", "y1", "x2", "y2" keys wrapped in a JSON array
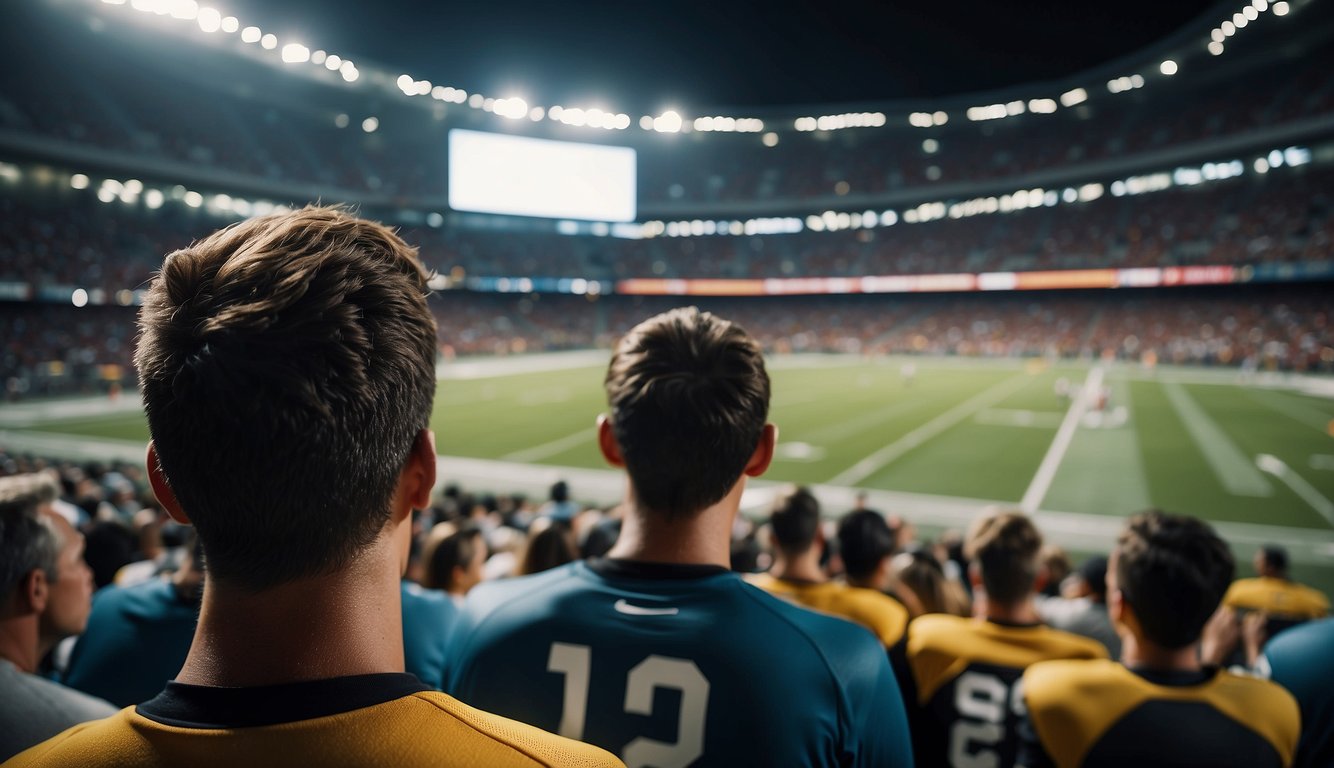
[{"x1": 4, "y1": 352, "x2": 1333, "y2": 594}]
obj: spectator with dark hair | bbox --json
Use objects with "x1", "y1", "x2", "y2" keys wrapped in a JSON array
[
  {"x1": 62, "y1": 534, "x2": 204, "y2": 707},
  {"x1": 1020, "y1": 511, "x2": 1299, "y2": 768},
  {"x1": 891, "y1": 548, "x2": 969, "y2": 619},
  {"x1": 423, "y1": 525, "x2": 487, "y2": 606},
  {"x1": 1038, "y1": 555, "x2": 1121, "y2": 659},
  {"x1": 537, "y1": 480, "x2": 579, "y2": 523},
  {"x1": 0, "y1": 473, "x2": 114, "y2": 761},
  {"x1": 749, "y1": 489, "x2": 909, "y2": 650},
  {"x1": 838, "y1": 508, "x2": 899, "y2": 592},
  {"x1": 897, "y1": 510, "x2": 1105, "y2": 768},
  {"x1": 1222, "y1": 544, "x2": 1329, "y2": 636},
  {"x1": 518, "y1": 519, "x2": 578, "y2": 576},
  {"x1": 8, "y1": 208, "x2": 619, "y2": 767},
  {"x1": 448, "y1": 307, "x2": 911, "y2": 766}
]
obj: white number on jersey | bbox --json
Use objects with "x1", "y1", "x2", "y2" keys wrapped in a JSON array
[
  {"x1": 948, "y1": 670, "x2": 1025, "y2": 768},
  {"x1": 548, "y1": 642, "x2": 711, "y2": 768}
]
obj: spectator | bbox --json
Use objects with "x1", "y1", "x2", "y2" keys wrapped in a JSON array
[
  {"x1": 423, "y1": 525, "x2": 487, "y2": 606},
  {"x1": 891, "y1": 548, "x2": 970, "y2": 618},
  {"x1": 1037, "y1": 554, "x2": 1121, "y2": 659},
  {"x1": 517, "y1": 518, "x2": 578, "y2": 576},
  {"x1": 749, "y1": 489, "x2": 909, "y2": 650},
  {"x1": 895, "y1": 510, "x2": 1106, "y2": 768},
  {"x1": 7, "y1": 208, "x2": 619, "y2": 767},
  {"x1": 447, "y1": 307, "x2": 912, "y2": 766},
  {"x1": 1020, "y1": 511, "x2": 1299, "y2": 767},
  {"x1": 62, "y1": 536, "x2": 204, "y2": 707},
  {"x1": 1222, "y1": 544, "x2": 1329, "y2": 636},
  {"x1": 1258, "y1": 617, "x2": 1334, "y2": 768},
  {"x1": 0, "y1": 473, "x2": 115, "y2": 761},
  {"x1": 536, "y1": 480, "x2": 580, "y2": 523}
]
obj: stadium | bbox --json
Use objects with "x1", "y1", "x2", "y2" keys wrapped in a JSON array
[{"x1": 0, "y1": 0, "x2": 1331, "y2": 766}]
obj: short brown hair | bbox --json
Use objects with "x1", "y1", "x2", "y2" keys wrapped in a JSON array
[
  {"x1": 604, "y1": 307, "x2": 769, "y2": 518},
  {"x1": 769, "y1": 486, "x2": 821, "y2": 556},
  {"x1": 136, "y1": 207, "x2": 437, "y2": 591},
  {"x1": 964, "y1": 510, "x2": 1042, "y2": 605},
  {"x1": 1116, "y1": 510, "x2": 1234, "y2": 649}
]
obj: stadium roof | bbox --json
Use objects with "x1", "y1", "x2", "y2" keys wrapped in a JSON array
[{"x1": 207, "y1": 0, "x2": 1221, "y2": 112}]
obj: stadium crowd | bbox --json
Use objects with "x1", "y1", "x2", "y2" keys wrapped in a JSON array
[{"x1": 0, "y1": 209, "x2": 1330, "y2": 767}]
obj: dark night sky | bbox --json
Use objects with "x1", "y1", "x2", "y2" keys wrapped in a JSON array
[{"x1": 163, "y1": 1, "x2": 1223, "y2": 111}]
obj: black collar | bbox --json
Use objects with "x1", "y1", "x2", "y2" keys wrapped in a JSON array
[
  {"x1": 137, "y1": 673, "x2": 429, "y2": 729},
  {"x1": 588, "y1": 558, "x2": 730, "y2": 580}
]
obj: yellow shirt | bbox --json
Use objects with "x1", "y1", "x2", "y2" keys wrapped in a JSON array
[
  {"x1": 746, "y1": 573, "x2": 909, "y2": 648},
  {"x1": 1223, "y1": 577, "x2": 1329, "y2": 621}
]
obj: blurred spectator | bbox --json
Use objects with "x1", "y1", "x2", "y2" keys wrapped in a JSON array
[
  {"x1": 423, "y1": 525, "x2": 487, "y2": 606},
  {"x1": 1222, "y1": 544, "x2": 1329, "y2": 637},
  {"x1": 1037, "y1": 554, "x2": 1121, "y2": 659},
  {"x1": 517, "y1": 518, "x2": 578, "y2": 576}
]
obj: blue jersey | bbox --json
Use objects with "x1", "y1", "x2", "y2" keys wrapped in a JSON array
[
  {"x1": 401, "y1": 580, "x2": 458, "y2": 690},
  {"x1": 447, "y1": 559, "x2": 912, "y2": 768},
  {"x1": 1261, "y1": 617, "x2": 1334, "y2": 768}
]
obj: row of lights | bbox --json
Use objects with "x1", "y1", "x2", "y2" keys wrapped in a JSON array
[
  {"x1": 70, "y1": 171, "x2": 289, "y2": 218},
  {"x1": 89, "y1": 0, "x2": 1304, "y2": 140},
  {"x1": 1208, "y1": 0, "x2": 1289, "y2": 57},
  {"x1": 99, "y1": 0, "x2": 360, "y2": 81}
]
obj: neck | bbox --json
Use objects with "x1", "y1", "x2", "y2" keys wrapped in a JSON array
[
  {"x1": 0, "y1": 615, "x2": 41, "y2": 674},
  {"x1": 606, "y1": 482, "x2": 742, "y2": 568},
  {"x1": 175, "y1": 541, "x2": 405, "y2": 688},
  {"x1": 1120, "y1": 633, "x2": 1201, "y2": 673},
  {"x1": 979, "y1": 593, "x2": 1041, "y2": 624},
  {"x1": 771, "y1": 549, "x2": 826, "y2": 583}
]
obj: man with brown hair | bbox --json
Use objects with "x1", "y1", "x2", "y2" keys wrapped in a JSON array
[
  {"x1": 447, "y1": 307, "x2": 912, "y2": 767},
  {"x1": 896, "y1": 509, "x2": 1106, "y2": 768},
  {"x1": 1020, "y1": 511, "x2": 1299, "y2": 767},
  {"x1": 10, "y1": 207, "x2": 620, "y2": 767},
  {"x1": 747, "y1": 486, "x2": 909, "y2": 650}
]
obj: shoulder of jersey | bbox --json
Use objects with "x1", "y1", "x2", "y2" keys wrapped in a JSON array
[
  {"x1": 460, "y1": 563, "x2": 581, "y2": 619},
  {"x1": 738, "y1": 578, "x2": 883, "y2": 649}
]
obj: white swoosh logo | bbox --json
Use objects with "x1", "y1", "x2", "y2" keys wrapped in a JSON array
[{"x1": 614, "y1": 599, "x2": 680, "y2": 616}]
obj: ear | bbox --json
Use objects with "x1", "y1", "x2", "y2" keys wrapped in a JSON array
[
  {"x1": 401, "y1": 429, "x2": 437, "y2": 514},
  {"x1": 597, "y1": 415, "x2": 624, "y2": 468},
  {"x1": 743, "y1": 423, "x2": 777, "y2": 478},
  {"x1": 968, "y1": 561, "x2": 982, "y2": 590},
  {"x1": 20, "y1": 569, "x2": 49, "y2": 615},
  {"x1": 146, "y1": 442, "x2": 190, "y2": 525},
  {"x1": 1033, "y1": 566, "x2": 1049, "y2": 594}
]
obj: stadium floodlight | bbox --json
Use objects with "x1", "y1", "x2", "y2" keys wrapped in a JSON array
[
  {"x1": 281, "y1": 44, "x2": 310, "y2": 64},
  {"x1": 168, "y1": 0, "x2": 199, "y2": 20},
  {"x1": 762, "y1": 132, "x2": 779, "y2": 147},
  {"x1": 325, "y1": 54, "x2": 341, "y2": 70},
  {"x1": 311, "y1": 50, "x2": 326, "y2": 64},
  {"x1": 1220, "y1": 20, "x2": 1235, "y2": 35},
  {"x1": 652, "y1": 110, "x2": 683, "y2": 133},
  {"x1": 1273, "y1": 1, "x2": 1289, "y2": 15},
  {"x1": 922, "y1": 138, "x2": 939, "y2": 153},
  {"x1": 260, "y1": 33, "x2": 277, "y2": 50},
  {"x1": 340, "y1": 61, "x2": 359, "y2": 82},
  {"x1": 1060, "y1": 87, "x2": 1088, "y2": 107},
  {"x1": 70, "y1": 174, "x2": 90, "y2": 190},
  {"x1": 221, "y1": 15, "x2": 238, "y2": 32},
  {"x1": 361, "y1": 116, "x2": 379, "y2": 133},
  {"x1": 529, "y1": 107, "x2": 545, "y2": 121},
  {"x1": 1160, "y1": 59, "x2": 1178, "y2": 76},
  {"x1": 1242, "y1": 6, "x2": 1258, "y2": 20},
  {"x1": 1233, "y1": 12, "x2": 1248, "y2": 28},
  {"x1": 145, "y1": 189, "x2": 165, "y2": 209},
  {"x1": 241, "y1": 25, "x2": 260, "y2": 42},
  {"x1": 1208, "y1": 41, "x2": 1225, "y2": 55},
  {"x1": 196, "y1": 7, "x2": 220, "y2": 32},
  {"x1": 184, "y1": 191, "x2": 203, "y2": 207},
  {"x1": 1253, "y1": 0, "x2": 1268, "y2": 10},
  {"x1": 397, "y1": 74, "x2": 414, "y2": 94},
  {"x1": 71, "y1": 289, "x2": 89, "y2": 309},
  {"x1": 102, "y1": 0, "x2": 127, "y2": 5}
]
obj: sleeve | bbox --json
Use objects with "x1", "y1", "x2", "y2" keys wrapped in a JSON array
[
  {"x1": 890, "y1": 635, "x2": 944, "y2": 767},
  {"x1": 1015, "y1": 678, "x2": 1058, "y2": 768},
  {"x1": 847, "y1": 642, "x2": 915, "y2": 768}
]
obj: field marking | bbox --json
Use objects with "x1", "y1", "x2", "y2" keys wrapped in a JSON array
[
  {"x1": 974, "y1": 409, "x2": 1066, "y2": 429},
  {"x1": 1312, "y1": 455, "x2": 1334, "y2": 471},
  {"x1": 501, "y1": 427, "x2": 593, "y2": 463},
  {"x1": 1021, "y1": 367, "x2": 1103, "y2": 513},
  {"x1": 804, "y1": 397, "x2": 933, "y2": 444},
  {"x1": 1256, "y1": 454, "x2": 1334, "y2": 528},
  {"x1": 828, "y1": 373, "x2": 1033, "y2": 487},
  {"x1": 1161, "y1": 381, "x2": 1272, "y2": 498},
  {"x1": 0, "y1": 430, "x2": 145, "y2": 463}
]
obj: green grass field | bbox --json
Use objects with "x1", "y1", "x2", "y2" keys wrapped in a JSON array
[{"x1": 8, "y1": 353, "x2": 1334, "y2": 595}]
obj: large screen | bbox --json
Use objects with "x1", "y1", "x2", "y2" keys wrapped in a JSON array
[{"x1": 448, "y1": 129, "x2": 636, "y2": 222}]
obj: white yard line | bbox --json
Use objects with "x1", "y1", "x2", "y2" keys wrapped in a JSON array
[
  {"x1": 1256, "y1": 454, "x2": 1334, "y2": 528},
  {"x1": 501, "y1": 427, "x2": 594, "y2": 463},
  {"x1": 974, "y1": 409, "x2": 1066, "y2": 429},
  {"x1": 828, "y1": 373, "x2": 1033, "y2": 487},
  {"x1": 1020, "y1": 367, "x2": 1103, "y2": 513},
  {"x1": 1162, "y1": 381, "x2": 1272, "y2": 497}
]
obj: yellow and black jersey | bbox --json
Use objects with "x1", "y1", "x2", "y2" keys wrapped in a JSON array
[
  {"x1": 8, "y1": 673, "x2": 623, "y2": 768},
  {"x1": 895, "y1": 615, "x2": 1107, "y2": 768},
  {"x1": 746, "y1": 573, "x2": 909, "y2": 649},
  {"x1": 1223, "y1": 577, "x2": 1329, "y2": 622},
  {"x1": 1019, "y1": 660, "x2": 1299, "y2": 768}
]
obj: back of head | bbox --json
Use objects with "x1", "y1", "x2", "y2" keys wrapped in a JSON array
[
  {"x1": 837, "y1": 509, "x2": 896, "y2": 582},
  {"x1": 768, "y1": 486, "x2": 821, "y2": 556},
  {"x1": 519, "y1": 521, "x2": 578, "y2": 576},
  {"x1": 1116, "y1": 510, "x2": 1234, "y2": 649},
  {"x1": 425, "y1": 526, "x2": 483, "y2": 592},
  {"x1": 964, "y1": 510, "x2": 1042, "y2": 606},
  {"x1": 604, "y1": 307, "x2": 769, "y2": 518},
  {"x1": 135, "y1": 207, "x2": 438, "y2": 592},
  {"x1": 0, "y1": 474, "x2": 61, "y2": 604},
  {"x1": 1258, "y1": 544, "x2": 1289, "y2": 576}
]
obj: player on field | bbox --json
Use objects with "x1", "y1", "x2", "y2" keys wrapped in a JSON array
[
  {"x1": 748, "y1": 489, "x2": 909, "y2": 650},
  {"x1": 1019, "y1": 511, "x2": 1300, "y2": 768},
  {"x1": 9, "y1": 207, "x2": 620, "y2": 768},
  {"x1": 895, "y1": 510, "x2": 1106, "y2": 768},
  {"x1": 447, "y1": 307, "x2": 913, "y2": 768}
]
